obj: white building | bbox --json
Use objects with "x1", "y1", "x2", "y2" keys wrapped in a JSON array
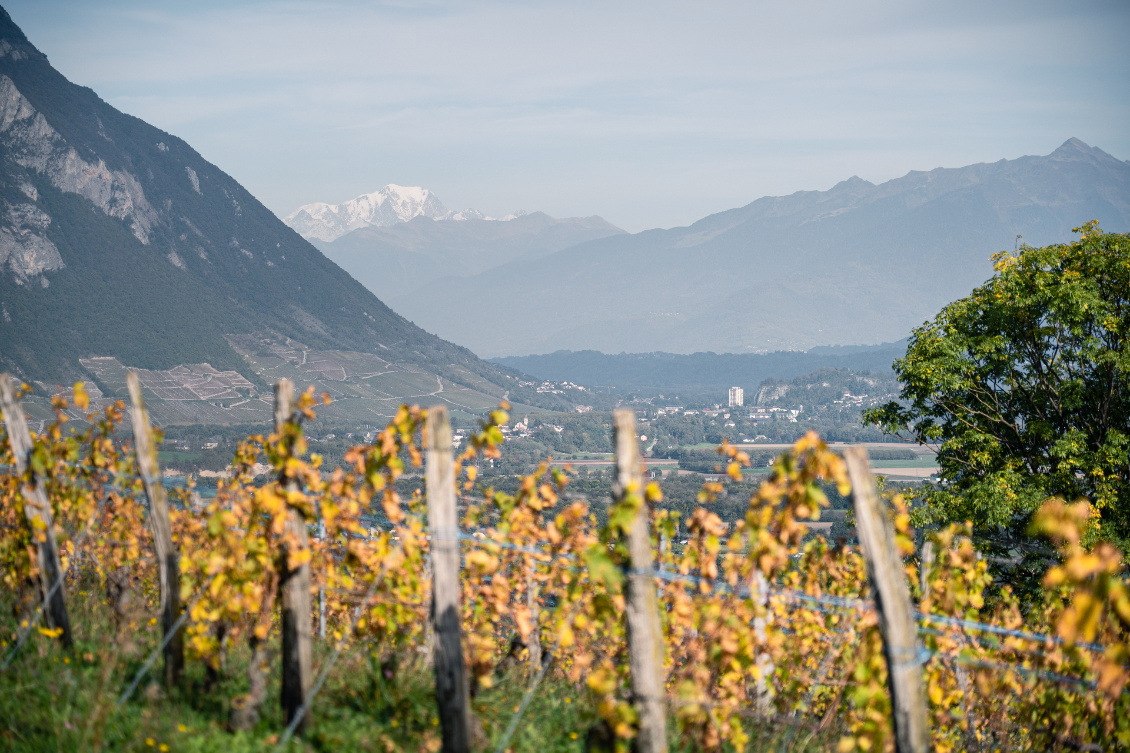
[{"x1": 728, "y1": 386, "x2": 744, "y2": 407}]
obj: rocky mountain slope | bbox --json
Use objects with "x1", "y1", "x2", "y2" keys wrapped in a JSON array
[
  {"x1": 392, "y1": 138, "x2": 1130, "y2": 357},
  {"x1": 0, "y1": 8, "x2": 561, "y2": 423}
]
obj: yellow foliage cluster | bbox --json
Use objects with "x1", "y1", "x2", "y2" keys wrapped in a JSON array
[
  {"x1": 1, "y1": 384, "x2": 162, "y2": 622},
  {"x1": 1, "y1": 391, "x2": 1126, "y2": 751}
]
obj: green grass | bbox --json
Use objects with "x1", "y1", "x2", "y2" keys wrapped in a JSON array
[
  {"x1": 867, "y1": 458, "x2": 938, "y2": 469},
  {"x1": 1, "y1": 584, "x2": 841, "y2": 752},
  {"x1": 0, "y1": 580, "x2": 607, "y2": 753}
]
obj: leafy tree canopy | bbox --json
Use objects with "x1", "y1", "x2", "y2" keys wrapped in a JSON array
[{"x1": 865, "y1": 222, "x2": 1129, "y2": 562}]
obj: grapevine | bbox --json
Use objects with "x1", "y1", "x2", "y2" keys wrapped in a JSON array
[{"x1": 0, "y1": 384, "x2": 1125, "y2": 751}]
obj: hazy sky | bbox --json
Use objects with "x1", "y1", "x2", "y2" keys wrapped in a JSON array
[{"x1": 7, "y1": 0, "x2": 1129, "y2": 232}]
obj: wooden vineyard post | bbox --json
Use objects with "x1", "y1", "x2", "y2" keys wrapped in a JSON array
[
  {"x1": 613, "y1": 409, "x2": 668, "y2": 753},
  {"x1": 127, "y1": 372, "x2": 184, "y2": 685},
  {"x1": 526, "y1": 561, "x2": 542, "y2": 677},
  {"x1": 276, "y1": 380, "x2": 313, "y2": 732},
  {"x1": 317, "y1": 515, "x2": 327, "y2": 640},
  {"x1": 427, "y1": 405, "x2": 473, "y2": 753},
  {"x1": 919, "y1": 540, "x2": 935, "y2": 599},
  {"x1": 0, "y1": 373, "x2": 72, "y2": 647},
  {"x1": 844, "y1": 448, "x2": 930, "y2": 753},
  {"x1": 422, "y1": 557, "x2": 436, "y2": 669}
]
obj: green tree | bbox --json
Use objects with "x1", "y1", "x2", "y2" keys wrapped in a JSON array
[{"x1": 865, "y1": 223, "x2": 1130, "y2": 567}]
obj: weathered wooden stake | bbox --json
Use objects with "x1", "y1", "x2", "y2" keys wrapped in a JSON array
[
  {"x1": 127, "y1": 372, "x2": 184, "y2": 685},
  {"x1": 613, "y1": 408, "x2": 668, "y2": 753},
  {"x1": 526, "y1": 561, "x2": 542, "y2": 677},
  {"x1": 317, "y1": 515, "x2": 327, "y2": 640},
  {"x1": 919, "y1": 540, "x2": 935, "y2": 599},
  {"x1": 844, "y1": 448, "x2": 929, "y2": 753},
  {"x1": 0, "y1": 373, "x2": 72, "y2": 647},
  {"x1": 427, "y1": 405, "x2": 473, "y2": 753},
  {"x1": 275, "y1": 380, "x2": 313, "y2": 732},
  {"x1": 422, "y1": 557, "x2": 436, "y2": 669}
]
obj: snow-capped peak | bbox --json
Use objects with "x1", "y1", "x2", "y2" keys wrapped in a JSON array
[
  {"x1": 284, "y1": 184, "x2": 447, "y2": 242},
  {"x1": 442, "y1": 208, "x2": 528, "y2": 222},
  {"x1": 444, "y1": 208, "x2": 485, "y2": 221},
  {"x1": 284, "y1": 185, "x2": 521, "y2": 242}
]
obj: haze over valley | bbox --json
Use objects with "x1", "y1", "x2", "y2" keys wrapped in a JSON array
[
  {"x1": 286, "y1": 185, "x2": 626, "y2": 303},
  {"x1": 0, "y1": 0, "x2": 1126, "y2": 417},
  {"x1": 1, "y1": 5, "x2": 1128, "y2": 748},
  {"x1": 0, "y1": 9, "x2": 569, "y2": 426},
  {"x1": 283, "y1": 140, "x2": 1130, "y2": 358}
]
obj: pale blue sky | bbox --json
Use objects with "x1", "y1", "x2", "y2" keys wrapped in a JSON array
[{"x1": 6, "y1": 0, "x2": 1129, "y2": 231}]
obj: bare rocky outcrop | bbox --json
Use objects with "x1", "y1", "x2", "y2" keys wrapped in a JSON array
[
  {"x1": 0, "y1": 200, "x2": 62, "y2": 283},
  {"x1": 0, "y1": 39, "x2": 27, "y2": 62},
  {"x1": 0, "y1": 74, "x2": 159, "y2": 247},
  {"x1": 185, "y1": 165, "x2": 200, "y2": 194}
]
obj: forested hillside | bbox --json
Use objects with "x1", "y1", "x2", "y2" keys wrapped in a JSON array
[{"x1": 492, "y1": 341, "x2": 905, "y2": 397}]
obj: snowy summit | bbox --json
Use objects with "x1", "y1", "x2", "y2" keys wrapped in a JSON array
[{"x1": 283, "y1": 184, "x2": 519, "y2": 242}]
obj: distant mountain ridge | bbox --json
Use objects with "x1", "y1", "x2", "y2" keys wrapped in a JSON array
[
  {"x1": 317, "y1": 211, "x2": 626, "y2": 302},
  {"x1": 285, "y1": 184, "x2": 626, "y2": 302},
  {"x1": 284, "y1": 184, "x2": 526, "y2": 243},
  {"x1": 390, "y1": 138, "x2": 1130, "y2": 357},
  {"x1": 492, "y1": 342, "x2": 908, "y2": 394},
  {"x1": 0, "y1": 7, "x2": 564, "y2": 422}
]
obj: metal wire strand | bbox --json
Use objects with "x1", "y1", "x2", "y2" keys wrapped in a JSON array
[
  {"x1": 492, "y1": 598, "x2": 585, "y2": 753},
  {"x1": 273, "y1": 567, "x2": 390, "y2": 752},
  {"x1": 2, "y1": 513, "x2": 98, "y2": 670}
]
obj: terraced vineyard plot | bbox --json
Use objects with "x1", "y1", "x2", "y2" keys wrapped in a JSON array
[
  {"x1": 363, "y1": 369, "x2": 444, "y2": 398},
  {"x1": 80, "y1": 357, "x2": 256, "y2": 401},
  {"x1": 19, "y1": 334, "x2": 549, "y2": 427},
  {"x1": 433, "y1": 379, "x2": 504, "y2": 412},
  {"x1": 445, "y1": 363, "x2": 511, "y2": 395}
]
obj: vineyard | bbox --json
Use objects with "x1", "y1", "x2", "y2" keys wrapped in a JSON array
[{"x1": 1, "y1": 375, "x2": 1128, "y2": 753}]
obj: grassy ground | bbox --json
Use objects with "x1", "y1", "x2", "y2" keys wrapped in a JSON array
[
  {"x1": 864, "y1": 459, "x2": 938, "y2": 469},
  {"x1": 2, "y1": 583, "x2": 841, "y2": 752}
]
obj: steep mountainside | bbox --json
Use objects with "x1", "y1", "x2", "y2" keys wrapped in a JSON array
[
  {"x1": 316, "y1": 212, "x2": 625, "y2": 302},
  {"x1": 392, "y1": 139, "x2": 1130, "y2": 356},
  {"x1": 0, "y1": 8, "x2": 560, "y2": 423}
]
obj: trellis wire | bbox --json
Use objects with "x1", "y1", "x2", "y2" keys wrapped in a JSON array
[
  {"x1": 117, "y1": 604, "x2": 194, "y2": 705},
  {"x1": 459, "y1": 530, "x2": 1109, "y2": 658},
  {"x1": 1, "y1": 572, "x2": 67, "y2": 669},
  {"x1": 4, "y1": 508, "x2": 1103, "y2": 696},
  {"x1": 453, "y1": 533, "x2": 1111, "y2": 690},
  {"x1": 1, "y1": 512, "x2": 98, "y2": 669},
  {"x1": 273, "y1": 567, "x2": 390, "y2": 752},
  {"x1": 0, "y1": 455, "x2": 1113, "y2": 739},
  {"x1": 492, "y1": 598, "x2": 585, "y2": 753},
  {"x1": 778, "y1": 625, "x2": 851, "y2": 752}
]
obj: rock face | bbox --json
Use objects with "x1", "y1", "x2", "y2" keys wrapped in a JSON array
[
  {"x1": 0, "y1": 75, "x2": 158, "y2": 249},
  {"x1": 0, "y1": 200, "x2": 62, "y2": 283},
  {"x1": 0, "y1": 8, "x2": 559, "y2": 416}
]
